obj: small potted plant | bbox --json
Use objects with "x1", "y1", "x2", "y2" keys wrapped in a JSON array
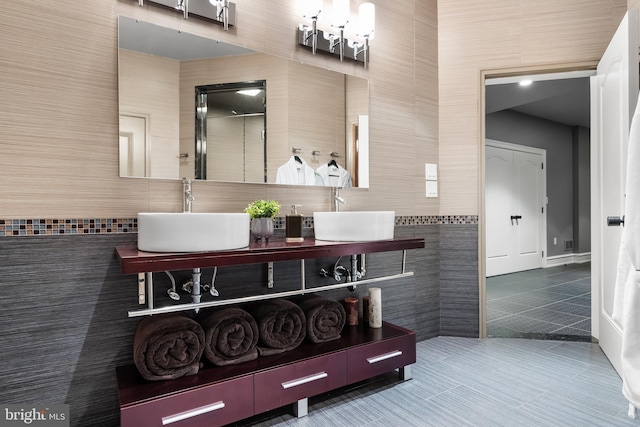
[{"x1": 245, "y1": 199, "x2": 280, "y2": 242}]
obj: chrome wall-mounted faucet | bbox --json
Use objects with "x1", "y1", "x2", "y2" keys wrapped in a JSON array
[
  {"x1": 182, "y1": 177, "x2": 194, "y2": 212},
  {"x1": 332, "y1": 187, "x2": 346, "y2": 212}
]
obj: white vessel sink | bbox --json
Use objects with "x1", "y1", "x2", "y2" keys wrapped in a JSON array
[
  {"x1": 313, "y1": 211, "x2": 395, "y2": 242},
  {"x1": 137, "y1": 212, "x2": 250, "y2": 252}
]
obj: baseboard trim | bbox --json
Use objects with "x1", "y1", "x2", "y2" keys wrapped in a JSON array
[{"x1": 546, "y1": 252, "x2": 591, "y2": 268}]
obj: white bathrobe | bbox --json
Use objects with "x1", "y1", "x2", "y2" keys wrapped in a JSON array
[
  {"x1": 613, "y1": 95, "x2": 640, "y2": 417},
  {"x1": 275, "y1": 156, "x2": 318, "y2": 185},
  {"x1": 315, "y1": 162, "x2": 352, "y2": 188}
]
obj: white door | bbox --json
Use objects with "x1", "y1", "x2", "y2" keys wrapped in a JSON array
[
  {"x1": 591, "y1": 9, "x2": 638, "y2": 374},
  {"x1": 119, "y1": 114, "x2": 149, "y2": 177},
  {"x1": 486, "y1": 140, "x2": 546, "y2": 277}
]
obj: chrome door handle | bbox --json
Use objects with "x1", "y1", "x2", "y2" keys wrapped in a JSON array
[
  {"x1": 161, "y1": 401, "x2": 225, "y2": 425},
  {"x1": 281, "y1": 372, "x2": 328, "y2": 389},
  {"x1": 367, "y1": 350, "x2": 403, "y2": 364},
  {"x1": 607, "y1": 216, "x2": 625, "y2": 226}
]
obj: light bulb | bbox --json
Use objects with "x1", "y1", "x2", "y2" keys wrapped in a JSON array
[
  {"x1": 332, "y1": 0, "x2": 349, "y2": 27},
  {"x1": 358, "y1": 2, "x2": 375, "y2": 39},
  {"x1": 299, "y1": 0, "x2": 323, "y2": 18}
]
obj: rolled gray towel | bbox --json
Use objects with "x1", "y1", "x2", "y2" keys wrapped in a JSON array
[
  {"x1": 292, "y1": 294, "x2": 346, "y2": 343},
  {"x1": 133, "y1": 313, "x2": 204, "y2": 381},
  {"x1": 248, "y1": 298, "x2": 306, "y2": 356},
  {"x1": 198, "y1": 307, "x2": 259, "y2": 366}
]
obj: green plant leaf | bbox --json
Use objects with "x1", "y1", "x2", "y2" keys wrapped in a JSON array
[{"x1": 244, "y1": 199, "x2": 280, "y2": 218}]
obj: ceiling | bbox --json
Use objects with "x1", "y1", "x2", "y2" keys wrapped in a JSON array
[
  {"x1": 119, "y1": 16, "x2": 264, "y2": 116},
  {"x1": 485, "y1": 76, "x2": 592, "y2": 128},
  {"x1": 118, "y1": 16, "x2": 255, "y2": 61}
]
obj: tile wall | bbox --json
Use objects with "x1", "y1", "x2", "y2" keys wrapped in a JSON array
[{"x1": 0, "y1": 220, "x2": 478, "y2": 426}]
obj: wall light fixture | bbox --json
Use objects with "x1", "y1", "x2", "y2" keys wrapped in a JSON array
[
  {"x1": 175, "y1": 0, "x2": 187, "y2": 18},
  {"x1": 136, "y1": 0, "x2": 236, "y2": 30},
  {"x1": 297, "y1": 0, "x2": 375, "y2": 67},
  {"x1": 298, "y1": 0, "x2": 324, "y2": 55},
  {"x1": 210, "y1": 0, "x2": 231, "y2": 31}
]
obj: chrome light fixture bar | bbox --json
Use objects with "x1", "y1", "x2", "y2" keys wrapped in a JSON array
[
  {"x1": 175, "y1": 0, "x2": 187, "y2": 18},
  {"x1": 136, "y1": 0, "x2": 236, "y2": 30},
  {"x1": 326, "y1": 0, "x2": 349, "y2": 61},
  {"x1": 296, "y1": 0, "x2": 375, "y2": 68},
  {"x1": 298, "y1": 0, "x2": 322, "y2": 55},
  {"x1": 211, "y1": 0, "x2": 230, "y2": 31}
]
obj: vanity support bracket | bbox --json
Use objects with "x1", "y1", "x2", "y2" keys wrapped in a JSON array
[
  {"x1": 401, "y1": 250, "x2": 407, "y2": 274},
  {"x1": 138, "y1": 273, "x2": 146, "y2": 305},
  {"x1": 128, "y1": 269, "x2": 414, "y2": 318},
  {"x1": 146, "y1": 272, "x2": 154, "y2": 310},
  {"x1": 300, "y1": 259, "x2": 306, "y2": 293},
  {"x1": 192, "y1": 268, "x2": 202, "y2": 307},
  {"x1": 125, "y1": 247, "x2": 421, "y2": 318},
  {"x1": 267, "y1": 262, "x2": 274, "y2": 289}
]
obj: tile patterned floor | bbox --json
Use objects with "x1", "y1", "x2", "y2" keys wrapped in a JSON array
[
  {"x1": 235, "y1": 336, "x2": 634, "y2": 426},
  {"x1": 486, "y1": 263, "x2": 592, "y2": 341}
]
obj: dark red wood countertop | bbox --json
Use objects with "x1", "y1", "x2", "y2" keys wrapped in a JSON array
[{"x1": 115, "y1": 237, "x2": 425, "y2": 274}]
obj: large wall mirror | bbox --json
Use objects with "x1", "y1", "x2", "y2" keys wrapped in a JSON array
[{"x1": 118, "y1": 16, "x2": 370, "y2": 187}]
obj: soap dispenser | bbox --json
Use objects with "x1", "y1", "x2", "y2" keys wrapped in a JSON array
[{"x1": 286, "y1": 205, "x2": 304, "y2": 243}]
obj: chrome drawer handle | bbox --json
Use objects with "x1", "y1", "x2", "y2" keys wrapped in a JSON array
[
  {"x1": 161, "y1": 401, "x2": 225, "y2": 425},
  {"x1": 367, "y1": 350, "x2": 403, "y2": 364},
  {"x1": 281, "y1": 372, "x2": 328, "y2": 389}
]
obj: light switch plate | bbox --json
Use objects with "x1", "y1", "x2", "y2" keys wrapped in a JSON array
[
  {"x1": 425, "y1": 163, "x2": 438, "y2": 180},
  {"x1": 426, "y1": 181, "x2": 438, "y2": 198}
]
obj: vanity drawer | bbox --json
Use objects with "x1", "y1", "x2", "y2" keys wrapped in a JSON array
[
  {"x1": 347, "y1": 332, "x2": 416, "y2": 384},
  {"x1": 120, "y1": 375, "x2": 253, "y2": 427},
  {"x1": 253, "y1": 351, "x2": 348, "y2": 413}
]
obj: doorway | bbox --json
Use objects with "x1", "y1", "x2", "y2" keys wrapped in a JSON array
[
  {"x1": 484, "y1": 70, "x2": 593, "y2": 340},
  {"x1": 195, "y1": 80, "x2": 267, "y2": 182}
]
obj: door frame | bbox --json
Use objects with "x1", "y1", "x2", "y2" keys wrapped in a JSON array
[
  {"x1": 485, "y1": 139, "x2": 547, "y2": 276},
  {"x1": 479, "y1": 63, "x2": 597, "y2": 339},
  {"x1": 119, "y1": 112, "x2": 151, "y2": 178}
]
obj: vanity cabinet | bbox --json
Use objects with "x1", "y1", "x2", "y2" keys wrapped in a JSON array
[
  {"x1": 118, "y1": 375, "x2": 253, "y2": 427},
  {"x1": 253, "y1": 350, "x2": 348, "y2": 414},
  {"x1": 347, "y1": 330, "x2": 415, "y2": 384},
  {"x1": 115, "y1": 237, "x2": 423, "y2": 426},
  {"x1": 117, "y1": 322, "x2": 415, "y2": 427}
]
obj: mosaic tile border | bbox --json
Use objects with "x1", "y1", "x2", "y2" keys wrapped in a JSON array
[
  {"x1": 0, "y1": 219, "x2": 138, "y2": 236},
  {"x1": 395, "y1": 215, "x2": 479, "y2": 225},
  {"x1": 0, "y1": 215, "x2": 478, "y2": 237},
  {"x1": 272, "y1": 215, "x2": 479, "y2": 228}
]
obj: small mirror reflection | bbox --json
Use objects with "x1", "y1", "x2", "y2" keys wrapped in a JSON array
[{"x1": 195, "y1": 81, "x2": 267, "y2": 182}]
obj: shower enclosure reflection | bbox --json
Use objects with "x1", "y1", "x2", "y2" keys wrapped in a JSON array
[{"x1": 195, "y1": 81, "x2": 266, "y2": 182}]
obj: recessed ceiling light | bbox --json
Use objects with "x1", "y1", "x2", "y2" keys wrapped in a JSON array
[{"x1": 519, "y1": 80, "x2": 533, "y2": 87}]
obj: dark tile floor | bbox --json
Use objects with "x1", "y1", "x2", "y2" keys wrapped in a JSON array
[{"x1": 486, "y1": 263, "x2": 592, "y2": 341}]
